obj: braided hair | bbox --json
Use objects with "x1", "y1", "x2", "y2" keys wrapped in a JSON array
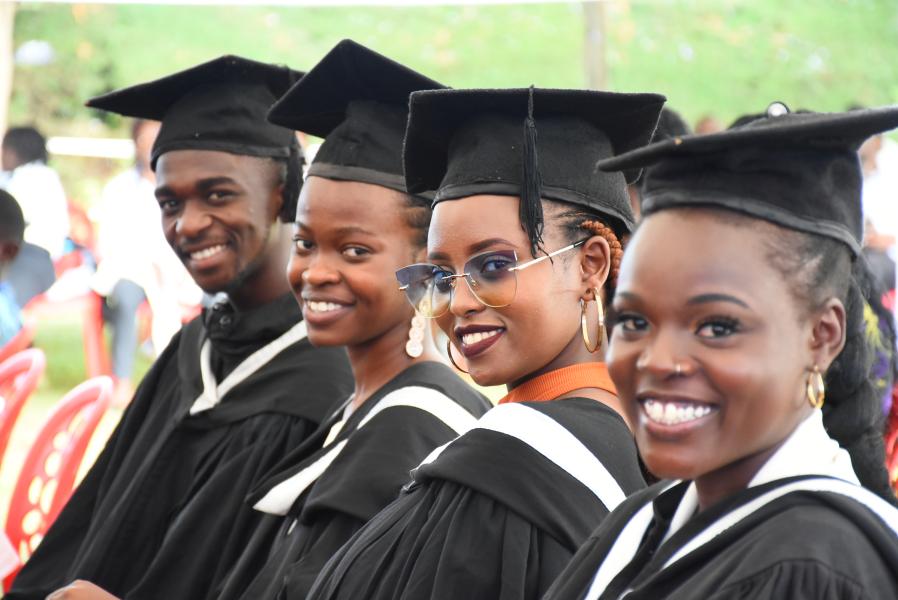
[
  {"x1": 272, "y1": 138, "x2": 305, "y2": 223},
  {"x1": 547, "y1": 201, "x2": 628, "y2": 298},
  {"x1": 763, "y1": 222, "x2": 896, "y2": 503}
]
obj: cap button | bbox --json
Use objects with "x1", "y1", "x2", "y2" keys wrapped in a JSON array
[{"x1": 766, "y1": 102, "x2": 790, "y2": 118}]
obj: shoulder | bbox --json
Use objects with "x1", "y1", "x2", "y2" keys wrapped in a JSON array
[{"x1": 358, "y1": 381, "x2": 482, "y2": 438}]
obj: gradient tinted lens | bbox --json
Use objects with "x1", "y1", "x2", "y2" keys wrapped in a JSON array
[
  {"x1": 465, "y1": 250, "x2": 518, "y2": 307},
  {"x1": 396, "y1": 264, "x2": 452, "y2": 317}
]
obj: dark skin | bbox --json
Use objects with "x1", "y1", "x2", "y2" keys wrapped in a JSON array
[
  {"x1": 428, "y1": 194, "x2": 625, "y2": 415},
  {"x1": 154, "y1": 150, "x2": 292, "y2": 311},
  {"x1": 609, "y1": 209, "x2": 846, "y2": 511},
  {"x1": 288, "y1": 176, "x2": 442, "y2": 409},
  {"x1": 48, "y1": 151, "x2": 295, "y2": 600}
]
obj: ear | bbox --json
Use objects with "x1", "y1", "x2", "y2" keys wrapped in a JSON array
[
  {"x1": 271, "y1": 182, "x2": 286, "y2": 222},
  {"x1": 578, "y1": 235, "x2": 611, "y2": 302},
  {"x1": 808, "y1": 297, "x2": 846, "y2": 372}
]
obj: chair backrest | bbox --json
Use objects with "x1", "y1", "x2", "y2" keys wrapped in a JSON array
[
  {"x1": 4, "y1": 376, "x2": 113, "y2": 589},
  {"x1": 0, "y1": 323, "x2": 35, "y2": 365},
  {"x1": 0, "y1": 349, "x2": 46, "y2": 474}
]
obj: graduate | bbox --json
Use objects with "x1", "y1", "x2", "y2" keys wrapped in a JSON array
[
  {"x1": 213, "y1": 40, "x2": 491, "y2": 600},
  {"x1": 9, "y1": 57, "x2": 355, "y2": 600},
  {"x1": 307, "y1": 87, "x2": 665, "y2": 600},
  {"x1": 543, "y1": 104, "x2": 898, "y2": 600}
]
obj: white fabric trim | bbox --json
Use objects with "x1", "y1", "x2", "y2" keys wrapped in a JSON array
[
  {"x1": 189, "y1": 320, "x2": 308, "y2": 415},
  {"x1": 584, "y1": 411, "x2": 892, "y2": 600},
  {"x1": 585, "y1": 483, "x2": 679, "y2": 600},
  {"x1": 663, "y1": 478, "x2": 898, "y2": 570},
  {"x1": 253, "y1": 386, "x2": 479, "y2": 516},
  {"x1": 420, "y1": 404, "x2": 628, "y2": 512}
]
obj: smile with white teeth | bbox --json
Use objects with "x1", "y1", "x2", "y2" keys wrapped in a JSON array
[
  {"x1": 190, "y1": 244, "x2": 227, "y2": 261},
  {"x1": 642, "y1": 399, "x2": 715, "y2": 426},
  {"x1": 461, "y1": 329, "x2": 501, "y2": 346},
  {"x1": 306, "y1": 301, "x2": 345, "y2": 313}
]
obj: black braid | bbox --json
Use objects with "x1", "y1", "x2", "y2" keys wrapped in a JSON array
[
  {"x1": 274, "y1": 139, "x2": 305, "y2": 222},
  {"x1": 763, "y1": 226, "x2": 897, "y2": 504}
]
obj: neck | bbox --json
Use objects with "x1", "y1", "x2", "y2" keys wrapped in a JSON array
[
  {"x1": 346, "y1": 314, "x2": 443, "y2": 409},
  {"x1": 227, "y1": 224, "x2": 292, "y2": 311},
  {"x1": 509, "y1": 328, "x2": 603, "y2": 391},
  {"x1": 693, "y1": 439, "x2": 788, "y2": 512}
]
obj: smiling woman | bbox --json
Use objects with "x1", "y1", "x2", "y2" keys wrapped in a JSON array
[
  {"x1": 211, "y1": 40, "x2": 490, "y2": 600},
  {"x1": 306, "y1": 87, "x2": 665, "y2": 600},
  {"x1": 544, "y1": 104, "x2": 898, "y2": 600}
]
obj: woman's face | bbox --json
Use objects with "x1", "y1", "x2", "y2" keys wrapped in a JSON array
[
  {"x1": 427, "y1": 195, "x2": 588, "y2": 387},
  {"x1": 287, "y1": 176, "x2": 417, "y2": 348},
  {"x1": 608, "y1": 209, "x2": 827, "y2": 482}
]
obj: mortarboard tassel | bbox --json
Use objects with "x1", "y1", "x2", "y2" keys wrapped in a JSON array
[{"x1": 521, "y1": 85, "x2": 545, "y2": 257}]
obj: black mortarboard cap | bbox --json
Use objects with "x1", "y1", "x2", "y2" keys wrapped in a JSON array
[
  {"x1": 267, "y1": 39, "x2": 444, "y2": 196},
  {"x1": 86, "y1": 55, "x2": 303, "y2": 169},
  {"x1": 599, "y1": 103, "x2": 898, "y2": 255},
  {"x1": 403, "y1": 87, "x2": 666, "y2": 254}
]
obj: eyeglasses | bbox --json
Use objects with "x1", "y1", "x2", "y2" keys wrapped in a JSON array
[{"x1": 395, "y1": 239, "x2": 586, "y2": 318}]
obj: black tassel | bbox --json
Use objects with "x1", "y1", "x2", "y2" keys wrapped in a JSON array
[{"x1": 521, "y1": 85, "x2": 544, "y2": 258}]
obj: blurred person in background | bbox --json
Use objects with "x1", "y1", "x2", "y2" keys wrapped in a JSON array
[
  {"x1": 1, "y1": 126, "x2": 71, "y2": 259},
  {"x1": 91, "y1": 118, "x2": 202, "y2": 404},
  {"x1": 694, "y1": 113, "x2": 722, "y2": 135},
  {"x1": 0, "y1": 189, "x2": 25, "y2": 346}
]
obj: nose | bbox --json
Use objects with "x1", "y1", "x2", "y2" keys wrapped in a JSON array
[
  {"x1": 448, "y1": 273, "x2": 485, "y2": 318},
  {"x1": 301, "y1": 251, "x2": 341, "y2": 287},
  {"x1": 175, "y1": 199, "x2": 213, "y2": 240},
  {"x1": 635, "y1": 327, "x2": 689, "y2": 378}
]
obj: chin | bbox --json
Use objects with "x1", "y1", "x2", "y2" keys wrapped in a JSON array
[
  {"x1": 641, "y1": 449, "x2": 708, "y2": 482},
  {"x1": 466, "y1": 360, "x2": 524, "y2": 389}
]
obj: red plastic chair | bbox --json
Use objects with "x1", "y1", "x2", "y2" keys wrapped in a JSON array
[
  {"x1": 3, "y1": 376, "x2": 113, "y2": 589},
  {"x1": 0, "y1": 349, "x2": 46, "y2": 474},
  {"x1": 0, "y1": 323, "x2": 35, "y2": 365}
]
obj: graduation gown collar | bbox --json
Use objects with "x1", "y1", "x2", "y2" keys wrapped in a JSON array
[
  {"x1": 583, "y1": 411, "x2": 895, "y2": 600},
  {"x1": 203, "y1": 292, "x2": 302, "y2": 357},
  {"x1": 665, "y1": 409, "x2": 859, "y2": 541},
  {"x1": 248, "y1": 362, "x2": 479, "y2": 517}
]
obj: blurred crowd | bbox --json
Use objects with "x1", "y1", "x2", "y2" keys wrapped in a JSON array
[{"x1": 0, "y1": 122, "x2": 202, "y2": 404}]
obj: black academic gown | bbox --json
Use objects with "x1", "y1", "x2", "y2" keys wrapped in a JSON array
[
  {"x1": 6, "y1": 294, "x2": 354, "y2": 600},
  {"x1": 544, "y1": 412, "x2": 898, "y2": 600},
  {"x1": 214, "y1": 361, "x2": 491, "y2": 600},
  {"x1": 307, "y1": 397, "x2": 646, "y2": 600}
]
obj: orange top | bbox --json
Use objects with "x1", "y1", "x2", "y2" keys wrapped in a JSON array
[{"x1": 498, "y1": 362, "x2": 617, "y2": 405}]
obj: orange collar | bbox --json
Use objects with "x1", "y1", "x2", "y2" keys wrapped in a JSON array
[{"x1": 499, "y1": 363, "x2": 617, "y2": 405}]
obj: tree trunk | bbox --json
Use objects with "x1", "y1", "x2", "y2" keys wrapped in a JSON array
[{"x1": 583, "y1": 0, "x2": 607, "y2": 90}]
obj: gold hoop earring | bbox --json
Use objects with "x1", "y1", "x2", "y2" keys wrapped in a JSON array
[
  {"x1": 806, "y1": 365, "x2": 825, "y2": 409},
  {"x1": 446, "y1": 340, "x2": 469, "y2": 374},
  {"x1": 580, "y1": 288, "x2": 605, "y2": 354}
]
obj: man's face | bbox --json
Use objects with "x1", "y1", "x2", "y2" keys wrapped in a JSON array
[{"x1": 154, "y1": 149, "x2": 281, "y2": 295}]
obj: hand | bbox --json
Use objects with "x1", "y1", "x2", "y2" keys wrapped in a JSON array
[{"x1": 46, "y1": 580, "x2": 121, "y2": 600}]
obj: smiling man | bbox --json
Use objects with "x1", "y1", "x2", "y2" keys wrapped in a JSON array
[{"x1": 6, "y1": 56, "x2": 354, "y2": 600}]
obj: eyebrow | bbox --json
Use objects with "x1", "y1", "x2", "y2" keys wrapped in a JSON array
[
  {"x1": 428, "y1": 237, "x2": 518, "y2": 262},
  {"x1": 686, "y1": 293, "x2": 750, "y2": 309},
  {"x1": 334, "y1": 225, "x2": 378, "y2": 237},
  {"x1": 155, "y1": 176, "x2": 239, "y2": 198},
  {"x1": 196, "y1": 176, "x2": 239, "y2": 192}
]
